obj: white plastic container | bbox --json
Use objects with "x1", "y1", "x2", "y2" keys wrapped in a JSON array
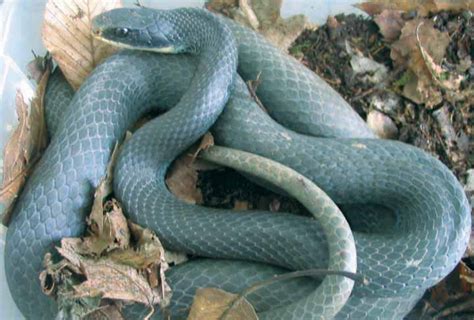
[{"x1": 0, "y1": 1, "x2": 363, "y2": 318}]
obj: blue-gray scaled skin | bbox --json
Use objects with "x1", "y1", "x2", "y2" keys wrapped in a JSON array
[{"x1": 5, "y1": 6, "x2": 471, "y2": 320}]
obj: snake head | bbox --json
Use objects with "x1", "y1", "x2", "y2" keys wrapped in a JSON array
[{"x1": 92, "y1": 8, "x2": 185, "y2": 53}]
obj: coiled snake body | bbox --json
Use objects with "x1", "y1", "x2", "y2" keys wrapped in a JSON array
[{"x1": 4, "y1": 7, "x2": 471, "y2": 320}]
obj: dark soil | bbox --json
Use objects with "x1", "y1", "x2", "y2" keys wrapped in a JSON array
[{"x1": 290, "y1": 12, "x2": 471, "y2": 180}]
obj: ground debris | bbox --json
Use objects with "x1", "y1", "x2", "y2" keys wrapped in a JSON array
[
  {"x1": 289, "y1": 9, "x2": 472, "y2": 180},
  {"x1": 39, "y1": 146, "x2": 171, "y2": 319},
  {"x1": 1, "y1": 56, "x2": 51, "y2": 226}
]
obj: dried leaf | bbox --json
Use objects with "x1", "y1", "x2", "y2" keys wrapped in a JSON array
[
  {"x1": 109, "y1": 221, "x2": 166, "y2": 270},
  {"x1": 417, "y1": 33, "x2": 465, "y2": 92},
  {"x1": 206, "y1": 0, "x2": 238, "y2": 11},
  {"x1": 166, "y1": 155, "x2": 203, "y2": 204},
  {"x1": 390, "y1": 19, "x2": 450, "y2": 106},
  {"x1": 207, "y1": 0, "x2": 314, "y2": 50},
  {"x1": 84, "y1": 304, "x2": 124, "y2": 320},
  {"x1": 57, "y1": 240, "x2": 163, "y2": 306},
  {"x1": 374, "y1": 10, "x2": 405, "y2": 42},
  {"x1": 356, "y1": 0, "x2": 474, "y2": 17},
  {"x1": 187, "y1": 288, "x2": 258, "y2": 320},
  {"x1": 46, "y1": 235, "x2": 170, "y2": 317},
  {"x1": 84, "y1": 145, "x2": 128, "y2": 255},
  {"x1": 84, "y1": 199, "x2": 130, "y2": 256},
  {"x1": 192, "y1": 132, "x2": 215, "y2": 160},
  {"x1": 233, "y1": 200, "x2": 250, "y2": 211},
  {"x1": 239, "y1": 0, "x2": 260, "y2": 30},
  {"x1": 27, "y1": 53, "x2": 51, "y2": 84},
  {"x1": 166, "y1": 133, "x2": 215, "y2": 204},
  {"x1": 1, "y1": 59, "x2": 51, "y2": 225},
  {"x1": 42, "y1": 0, "x2": 122, "y2": 90}
]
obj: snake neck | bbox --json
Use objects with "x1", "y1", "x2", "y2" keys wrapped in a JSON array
[{"x1": 115, "y1": 8, "x2": 238, "y2": 181}]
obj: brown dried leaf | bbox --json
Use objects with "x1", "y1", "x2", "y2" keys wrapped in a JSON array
[
  {"x1": 27, "y1": 54, "x2": 51, "y2": 84},
  {"x1": 42, "y1": 0, "x2": 122, "y2": 90},
  {"x1": 1, "y1": 60, "x2": 51, "y2": 225},
  {"x1": 62, "y1": 253, "x2": 154, "y2": 303},
  {"x1": 356, "y1": 0, "x2": 473, "y2": 16},
  {"x1": 192, "y1": 132, "x2": 215, "y2": 160},
  {"x1": 56, "y1": 238, "x2": 170, "y2": 309},
  {"x1": 390, "y1": 19, "x2": 450, "y2": 106},
  {"x1": 166, "y1": 133, "x2": 215, "y2": 204},
  {"x1": 233, "y1": 200, "x2": 249, "y2": 211},
  {"x1": 206, "y1": 0, "x2": 238, "y2": 11},
  {"x1": 83, "y1": 145, "x2": 128, "y2": 255},
  {"x1": 252, "y1": 0, "x2": 313, "y2": 50},
  {"x1": 166, "y1": 155, "x2": 203, "y2": 204},
  {"x1": 374, "y1": 10, "x2": 405, "y2": 42},
  {"x1": 109, "y1": 221, "x2": 166, "y2": 270},
  {"x1": 418, "y1": 37, "x2": 464, "y2": 92},
  {"x1": 84, "y1": 304, "x2": 124, "y2": 320},
  {"x1": 207, "y1": 0, "x2": 313, "y2": 51},
  {"x1": 83, "y1": 199, "x2": 130, "y2": 256},
  {"x1": 187, "y1": 288, "x2": 257, "y2": 320}
]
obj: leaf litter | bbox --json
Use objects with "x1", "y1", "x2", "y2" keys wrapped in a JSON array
[
  {"x1": 0, "y1": 55, "x2": 51, "y2": 226},
  {"x1": 40, "y1": 144, "x2": 171, "y2": 319}
]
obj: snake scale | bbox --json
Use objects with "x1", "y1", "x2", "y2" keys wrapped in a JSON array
[{"x1": 4, "y1": 6, "x2": 471, "y2": 320}]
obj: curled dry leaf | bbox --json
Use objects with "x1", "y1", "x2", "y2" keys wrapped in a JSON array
[
  {"x1": 42, "y1": 0, "x2": 122, "y2": 90},
  {"x1": 391, "y1": 19, "x2": 450, "y2": 106},
  {"x1": 109, "y1": 221, "x2": 167, "y2": 270},
  {"x1": 83, "y1": 144, "x2": 129, "y2": 256},
  {"x1": 373, "y1": 9, "x2": 405, "y2": 42},
  {"x1": 417, "y1": 33, "x2": 465, "y2": 92},
  {"x1": 166, "y1": 133, "x2": 215, "y2": 204},
  {"x1": 207, "y1": 0, "x2": 313, "y2": 51},
  {"x1": 187, "y1": 288, "x2": 257, "y2": 320},
  {"x1": 57, "y1": 239, "x2": 166, "y2": 307},
  {"x1": 356, "y1": 0, "x2": 474, "y2": 17},
  {"x1": 27, "y1": 52, "x2": 52, "y2": 84},
  {"x1": 1, "y1": 58, "x2": 51, "y2": 225},
  {"x1": 40, "y1": 206, "x2": 171, "y2": 318}
]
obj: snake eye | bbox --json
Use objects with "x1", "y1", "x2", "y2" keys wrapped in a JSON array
[{"x1": 115, "y1": 28, "x2": 129, "y2": 37}]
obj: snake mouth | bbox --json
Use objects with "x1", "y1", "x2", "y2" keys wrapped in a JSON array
[{"x1": 94, "y1": 35, "x2": 177, "y2": 53}]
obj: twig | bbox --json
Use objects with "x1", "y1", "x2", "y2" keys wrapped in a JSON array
[
  {"x1": 246, "y1": 72, "x2": 268, "y2": 113},
  {"x1": 433, "y1": 295, "x2": 474, "y2": 319}
]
